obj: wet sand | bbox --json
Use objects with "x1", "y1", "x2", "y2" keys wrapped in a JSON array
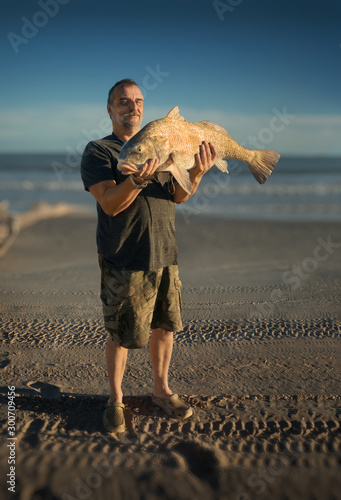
[{"x1": 0, "y1": 211, "x2": 340, "y2": 499}]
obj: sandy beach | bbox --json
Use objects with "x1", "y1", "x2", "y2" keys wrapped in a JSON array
[{"x1": 0, "y1": 210, "x2": 340, "y2": 500}]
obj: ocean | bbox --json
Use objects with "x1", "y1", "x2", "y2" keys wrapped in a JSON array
[{"x1": 0, "y1": 154, "x2": 340, "y2": 222}]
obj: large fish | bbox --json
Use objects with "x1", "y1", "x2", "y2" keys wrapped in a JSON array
[{"x1": 117, "y1": 106, "x2": 280, "y2": 194}]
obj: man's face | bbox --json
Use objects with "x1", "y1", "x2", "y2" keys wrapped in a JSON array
[{"x1": 108, "y1": 85, "x2": 144, "y2": 133}]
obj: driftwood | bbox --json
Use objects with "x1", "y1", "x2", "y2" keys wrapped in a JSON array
[{"x1": 0, "y1": 201, "x2": 84, "y2": 257}]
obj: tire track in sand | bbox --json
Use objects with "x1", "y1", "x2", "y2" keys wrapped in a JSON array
[{"x1": 0, "y1": 395, "x2": 340, "y2": 499}]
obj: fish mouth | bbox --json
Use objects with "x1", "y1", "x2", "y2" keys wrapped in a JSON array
[{"x1": 117, "y1": 161, "x2": 139, "y2": 174}]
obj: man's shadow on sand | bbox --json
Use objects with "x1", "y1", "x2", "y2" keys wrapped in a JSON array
[{"x1": 0, "y1": 384, "x2": 158, "y2": 438}]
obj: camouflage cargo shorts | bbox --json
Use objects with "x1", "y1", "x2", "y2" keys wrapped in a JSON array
[{"x1": 98, "y1": 255, "x2": 183, "y2": 349}]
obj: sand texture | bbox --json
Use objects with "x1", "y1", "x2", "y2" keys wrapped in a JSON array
[{"x1": 0, "y1": 213, "x2": 340, "y2": 500}]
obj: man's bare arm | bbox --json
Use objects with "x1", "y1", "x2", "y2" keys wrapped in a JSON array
[{"x1": 89, "y1": 158, "x2": 159, "y2": 216}]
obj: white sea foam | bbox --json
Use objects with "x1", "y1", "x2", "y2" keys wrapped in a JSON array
[
  {"x1": 199, "y1": 182, "x2": 341, "y2": 197},
  {"x1": 0, "y1": 180, "x2": 83, "y2": 191},
  {"x1": 1, "y1": 180, "x2": 341, "y2": 198}
]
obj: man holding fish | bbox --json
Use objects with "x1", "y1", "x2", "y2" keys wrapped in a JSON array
[
  {"x1": 81, "y1": 79, "x2": 218, "y2": 434},
  {"x1": 81, "y1": 78, "x2": 279, "y2": 434}
]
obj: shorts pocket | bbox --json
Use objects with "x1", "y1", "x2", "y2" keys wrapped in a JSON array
[{"x1": 174, "y1": 278, "x2": 182, "y2": 312}]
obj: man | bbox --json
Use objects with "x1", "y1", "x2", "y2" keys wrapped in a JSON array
[{"x1": 81, "y1": 79, "x2": 216, "y2": 434}]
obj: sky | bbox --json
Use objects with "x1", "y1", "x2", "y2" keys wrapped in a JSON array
[{"x1": 1, "y1": 0, "x2": 340, "y2": 156}]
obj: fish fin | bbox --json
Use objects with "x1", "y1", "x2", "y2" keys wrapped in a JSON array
[
  {"x1": 245, "y1": 150, "x2": 280, "y2": 184},
  {"x1": 198, "y1": 120, "x2": 232, "y2": 138},
  {"x1": 156, "y1": 172, "x2": 170, "y2": 186},
  {"x1": 215, "y1": 158, "x2": 228, "y2": 173},
  {"x1": 166, "y1": 106, "x2": 185, "y2": 121},
  {"x1": 166, "y1": 153, "x2": 192, "y2": 194}
]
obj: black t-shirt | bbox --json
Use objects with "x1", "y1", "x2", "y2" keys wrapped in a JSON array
[{"x1": 81, "y1": 133, "x2": 178, "y2": 270}]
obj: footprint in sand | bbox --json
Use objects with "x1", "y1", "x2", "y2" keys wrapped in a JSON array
[
  {"x1": 26, "y1": 381, "x2": 61, "y2": 399},
  {"x1": 21, "y1": 418, "x2": 45, "y2": 448},
  {"x1": 0, "y1": 351, "x2": 10, "y2": 369}
]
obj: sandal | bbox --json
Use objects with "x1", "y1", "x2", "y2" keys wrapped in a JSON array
[
  {"x1": 103, "y1": 401, "x2": 126, "y2": 434},
  {"x1": 152, "y1": 393, "x2": 193, "y2": 419}
]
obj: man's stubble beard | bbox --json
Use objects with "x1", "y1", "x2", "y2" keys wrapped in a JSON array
[
  {"x1": 120, "y1": 115, "x2": 142, "y2": 134},
  {"x1": 122, "y1": 121, "x2": 139, "y2": 132}
]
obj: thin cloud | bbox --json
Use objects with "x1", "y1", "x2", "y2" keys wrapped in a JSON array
[{"x1": 0, "y1": 104, "x2": 340, "y2": 155}]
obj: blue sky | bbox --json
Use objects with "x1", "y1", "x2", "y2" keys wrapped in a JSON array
[{"x1": 1, "y1": 0, "x2": 340, "y2": 155}]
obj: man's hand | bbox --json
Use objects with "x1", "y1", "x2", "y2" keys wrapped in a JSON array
[
  {"x1": 89, "y1": 157, "x2": 160, "y2": 216},
  {"x1": 173, "y1": 141, "x2": 217, "y2": 204},
  {"x1": 191, "y1": 141, "x2": 217, "y2": 179},
  {"x1": 121, "y1": 158, "x2": 159, "y2": 181}
]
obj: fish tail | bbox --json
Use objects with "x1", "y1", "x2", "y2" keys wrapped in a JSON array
[{"x1": 245, "y1": 149, "x2": 280, "y2": 184}]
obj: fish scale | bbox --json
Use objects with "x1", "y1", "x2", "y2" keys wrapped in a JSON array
[{"x1": 118, "y1": 106, "x2": 280, "y2": 194}]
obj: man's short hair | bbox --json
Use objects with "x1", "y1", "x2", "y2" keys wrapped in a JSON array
[{"x1": 107, "y1": 79, "x2": 139, "y2": 104}]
